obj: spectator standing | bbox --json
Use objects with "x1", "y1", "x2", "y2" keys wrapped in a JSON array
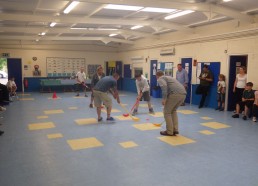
[
  {"x1": 196, "y1": 65, "x2": 213, "y2": 108},
  {"x1": 216, "y1": 74, "x2": 226, "y2": 111},
  {"x1": 233, "y1": 66, "x2": 247, "y2": 111},
  {"x1": 176, "y1": 64, "x2": 188, "y2": 106}
]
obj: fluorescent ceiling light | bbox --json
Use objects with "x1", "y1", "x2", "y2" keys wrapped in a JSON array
[
  {"x1": 71, "y1": 27, "x2": 88, "y2": 30},
  {"x1": 131, "y1": 25, "x2": 143, "y2": 30},
  {"x1": 164, "y1": 10, "x2": 194, "y2": 20},
  {"x1": 223, "y1": 0, "x2": 232, "y2": 2},
  {"x1": 38, "y1": 32, "x2": 46, "y2": 36},
  {"x1": 109, "y1": 34, "x2": 118, "y2": 37},
  {"x1": 63, "y1": 1, "x2": 79, "y2": 14},
  {"x1": 70, "y1": 28, "x2": 118, "y2": 31},
  {"x1": 50, "y1": 22, "x2": 56, "y2": 27},
  {"x1": 141, "y1": 7, "x2": 176, "y2": 13},
  {"x1": 104, "y1": 4, "x2": 143, "y2": 11},
  {"x1": 97, "y1": 28, "x2": 118, "y2": 31}
]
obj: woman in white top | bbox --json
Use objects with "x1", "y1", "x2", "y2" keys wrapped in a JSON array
[{"x1": 233, "y1": 66, "x2": 247, "y2": 107}]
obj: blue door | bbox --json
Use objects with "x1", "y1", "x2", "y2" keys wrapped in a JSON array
[
  {"x1": 181, "y1": 58, "x2": 192, "y2": 103},
  {"x1": 227, "y1": 55, "x2": 248, "y2": 111},
  {"x1": 150, "y1": 60, "x2": 158, "y2": 96},
  {"x1": 7, "y1": 58, "x2": 22, "y2": 92}
]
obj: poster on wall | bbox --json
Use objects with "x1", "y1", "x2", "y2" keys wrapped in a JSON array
[
  {"x1": 46, "y1": 57, "x2": 86, "y2": 77},
  {"x1": 33, "y1": 65, "x2": 41, "y2": 76},
  {"x1": 88, "y1": 64, "x2": 101, "y2": 79}
]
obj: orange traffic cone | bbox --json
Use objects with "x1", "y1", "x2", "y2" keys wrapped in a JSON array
[{"x1": 52, "y1": 92, "x2": 57, "y2": 99}]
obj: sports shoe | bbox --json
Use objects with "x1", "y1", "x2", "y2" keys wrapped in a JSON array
[
  {"x1": 149, "y1": 108, "x2": 155, "y2": 114},
  {"x1": 232, "y1": 114, "x2": 239, "y2": 118},
  {"x1": 85, "y1": 94, "x2": 88, "y2": 97},
  {"x1": 252, "y1": 117, "x2": 257, "y2": 122},
  {"x1": 219, "y1": 108, "x2": 224, "y2": 111},
  {"x1": 174, "y1": 131, "x2": 179, "y2": 135},
  {"x1": 98, "y1": 117, "x2": 103, "y2": 122},
  {"x1": 132, "y1": 109, "x2": 137, "y2": 116},
  {"x1": 89, "y1": 104, "x2": 93, "y2": 108},
  {"x1": 106, "y1": 117, "x2": 115, "y2": 122},
  {"x1": 215, "y1": 107, "x2": 220, "y2": 110},
  {"x1": 76, "y1": 93, "x2": 79, "y2": 96},
  {"x1": 243, "y1": 116, "x2": 247, "y2": 120}
]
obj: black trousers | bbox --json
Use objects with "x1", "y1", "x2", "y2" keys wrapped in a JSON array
[{"x1": 196, "y1": 85, "x2": 210, "y2": 107}]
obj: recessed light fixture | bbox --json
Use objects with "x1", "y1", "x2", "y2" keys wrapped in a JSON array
[
  {"x1": 131, "y1": 25, "x2": 143, "y2": 30},
  {"x1": 50, "y1": 22, "x2": 56, "y2": 27},
  {"x1": 109, "y1": 34, "x2": 118, "y2": 37},
  {"x1": 104, "y1": 4, "x2": 143, "y2": 11},
  {"x1": 71, "y1": 27, "x2": 88, "y2": 30},
  {"x1": 141, "y1": 7, "x2": 176, "y2": 13},
  {"x1": 164, "y1": 10, "x2": 194, "y2": 20},
  {"x1": 38, "y1": 32, "x2": 46, "y2": 36},
  {"x1": 97, "y1": 28, "x2": 118, "y2": 31},
  {"x1": 63, "y1": 1, "x2": 79, "y2": 14}
]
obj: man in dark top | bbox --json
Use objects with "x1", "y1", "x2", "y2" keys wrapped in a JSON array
[
  {"x1": 93, "y1": 73, "x2": 120, "y2": 122},
  {"x1": 196, "y1": 64, "x2": 213, "y2": 108},
  {"x1": 232, "y1": 82, "x2": 255, "y2": 120},
  {"x1": 89, "y1": 66, "x2": 105, "y2": 108}
]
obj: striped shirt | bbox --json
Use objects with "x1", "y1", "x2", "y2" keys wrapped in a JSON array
[
  {"x1": 94, "y1": 76, "x2": 117, "y2": 92},
  {"x1": 157, "y1": 76, "x2": 186, "y2": 99}
]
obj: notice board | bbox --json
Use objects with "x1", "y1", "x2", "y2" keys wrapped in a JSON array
[{"x1": 46, "y1": 57, "x2": 86, "y2": 77}]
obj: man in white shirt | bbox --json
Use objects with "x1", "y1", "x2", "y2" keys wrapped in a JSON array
[
  {"x1": 132, "y1": 73, "x2": 154, "y2": 116},
  {"x1": 75, "y1": 67, "x2": 88, "y2": 97}
]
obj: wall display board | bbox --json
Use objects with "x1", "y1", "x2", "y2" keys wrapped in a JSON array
[
  {"x1": 46, "y1": 57, "x2": 86, "y2": 77},
  {"x1": 87, "y1": 64, "x2": 100, "y2": 79}
]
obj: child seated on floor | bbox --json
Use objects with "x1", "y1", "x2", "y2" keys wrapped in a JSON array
[
  {"x1": 232, "y1": 82, "x2": 255, "y2": 120},
  {"x1": 6, "y1": 77, "x2": 17, "y2": 96},
  {"x1": 252, "y1": 91, "x2": 258, "y2": 122}
]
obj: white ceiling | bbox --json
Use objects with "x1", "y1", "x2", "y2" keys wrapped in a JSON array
[{"x1": 0, "y1": 0, "x2": 257, "y2": 48}]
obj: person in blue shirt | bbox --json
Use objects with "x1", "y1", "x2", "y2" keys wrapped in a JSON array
[
  {"x1": 93, "y1": 73, "x2": 120, "y2": 122},
  {"x1": 176, "y1": 64, "x2": 188, "y2": 105}
]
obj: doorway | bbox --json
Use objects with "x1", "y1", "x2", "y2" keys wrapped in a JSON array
[
  {"x1": 181, "y1": 58, "x2": 192, "y2": 104},
  {"x1": 0, "y1": 58, "x2": 8, "y2": 85},
  {"x1": 7, "y1": 58, "x2": 22, "y2": 92},
  {"x1": 227, "y1": 55, "x2": 248, "y2": 111}
]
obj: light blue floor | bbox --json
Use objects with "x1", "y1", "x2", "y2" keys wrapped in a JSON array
[{"x1": 1, "y1": 92, "x2": 258, "y2": 186}]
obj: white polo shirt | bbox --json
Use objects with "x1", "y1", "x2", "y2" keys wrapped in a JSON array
[{"x1": 76, "y1": 71, "x2": 86, "y2": 83}]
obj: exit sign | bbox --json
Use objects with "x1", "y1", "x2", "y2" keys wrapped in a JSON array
[{"x1": 1, "y1": 53, "x2": 10, "y2": 58}]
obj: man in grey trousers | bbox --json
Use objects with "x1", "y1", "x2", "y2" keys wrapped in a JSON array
[{"x1": 156, "y1": 71, "x2": 186, "y2": 136}]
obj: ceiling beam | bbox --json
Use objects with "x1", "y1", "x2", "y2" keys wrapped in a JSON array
[
  {"x1": 79, "y1": 0, "x2": 253, "y2": 23},
  {"x1": 0, "y1": 12, "x2": 190, "y2": 32},
  {"x1": 0, "y1": 35, "x2": 134, "y2": 44}
]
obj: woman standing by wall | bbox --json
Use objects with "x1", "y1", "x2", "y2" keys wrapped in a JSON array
[{"x1": 233, "y1": 66, "x2": 247, "y2": 111}]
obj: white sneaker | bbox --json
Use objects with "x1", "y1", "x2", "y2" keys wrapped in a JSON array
[
  {"x1": 252, "y1": 117, "x2": 257, "y2": 122},
  {"x1": 0, "y1": 106, "x2": 6, "y2": 111}
]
